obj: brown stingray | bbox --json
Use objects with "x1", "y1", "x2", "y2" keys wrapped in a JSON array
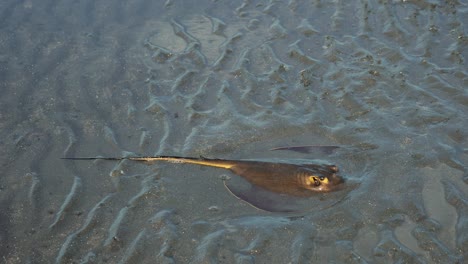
[{"x1": 62, "y1": 156, "x2": 348, "y2": 213}]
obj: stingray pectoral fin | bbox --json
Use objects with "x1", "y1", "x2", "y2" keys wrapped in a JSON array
[
  {"x1": 223, "y1": 176, "x2": 313, "y2": 213},
  {"x1": 269, "y1": 145, "x2": 340, "y2": 154},
  {"x1": 223, "y1": 180, "x2": 293, "y2": 213},
  {"x1": 223, "y1": 176, "x2": 358, "y2": 213}
]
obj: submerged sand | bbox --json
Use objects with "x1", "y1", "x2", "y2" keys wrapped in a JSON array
[{"x1": 0, "y1": 0, "x2": 467, "y2": 263}]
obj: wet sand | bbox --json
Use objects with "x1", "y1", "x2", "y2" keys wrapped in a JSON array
[{"x1": 0, "y1": 0, "x2": 467, "y2": 263}]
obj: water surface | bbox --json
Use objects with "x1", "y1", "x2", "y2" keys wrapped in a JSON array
[{"x1": 0, "y1": 0, "x2": 467, "y2": 263}]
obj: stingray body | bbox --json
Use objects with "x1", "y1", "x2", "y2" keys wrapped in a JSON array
[{"x1": 63, "y1": 156, "x2": 348, "y2": 213}]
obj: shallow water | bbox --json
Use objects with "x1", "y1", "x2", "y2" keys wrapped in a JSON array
[{"x1": 1, "y1": 0, "x2": 467, "y2": 263}]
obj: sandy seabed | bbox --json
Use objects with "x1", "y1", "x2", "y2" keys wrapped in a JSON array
[{"x1": 0, "y1": 0, "x2": 467, "y2": 263}]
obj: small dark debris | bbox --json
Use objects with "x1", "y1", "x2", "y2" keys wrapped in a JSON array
[{"x1": 300, "y1": 70, "x2": 311, "y2": 87}]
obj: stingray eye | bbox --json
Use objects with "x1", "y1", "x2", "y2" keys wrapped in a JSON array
[
  {"x1": 313, "y1": 178, "x2": 320, "y2": 186},
  {"x1": 308, "y1": 176, "x2": 321, "y2": 187},
  {"x1": 319, "y1": 176, "x2": 330, "y2": 184}
]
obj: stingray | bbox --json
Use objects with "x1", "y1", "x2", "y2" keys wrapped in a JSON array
[{"x1": 62, "y1": 155, "x2": 353, "y2": 213}]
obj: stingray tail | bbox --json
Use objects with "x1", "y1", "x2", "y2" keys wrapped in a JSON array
[
  {"x1": 61, "y1": 156, "x2": 236, "y2": 169},
  {"x1": 61, "y1": 157, "x2": 125, "y2": 160}
]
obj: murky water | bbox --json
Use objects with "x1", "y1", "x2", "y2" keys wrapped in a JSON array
[{"x1": 0, "y1": 0, "x2": 467, "y2": 263}]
